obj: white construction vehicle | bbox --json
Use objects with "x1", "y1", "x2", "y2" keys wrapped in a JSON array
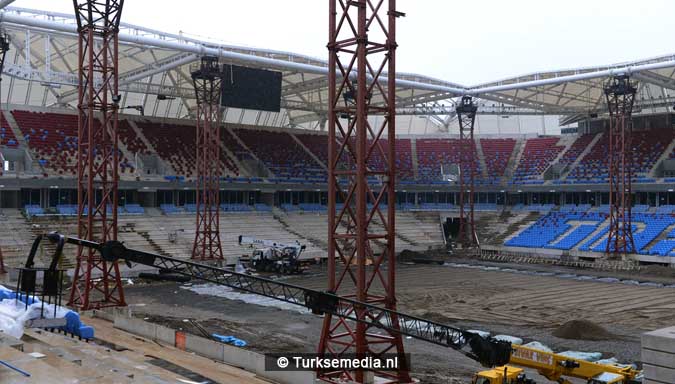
[{"x1": 237, "y1": 236, "x2": 308, "y2": 274}]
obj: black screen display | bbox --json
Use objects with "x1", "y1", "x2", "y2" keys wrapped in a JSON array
[{"x1": 221, "y1": 65, "x2": 282, "y2": 112}]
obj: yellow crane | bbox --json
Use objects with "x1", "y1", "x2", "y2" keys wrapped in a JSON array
[{"x1": 473, "y1": 344, "x2": 641, "y2": 384}]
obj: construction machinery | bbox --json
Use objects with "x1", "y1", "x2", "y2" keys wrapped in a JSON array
[
  {"x1": 237, "y1": 235, "x2": 308, "y2": 274},
  {"x1": 473, "y1": 344, "x2": 641, "y2": 384},
  {"x1": 34, "y1": 233, "x2": 642, "y2": 383}
]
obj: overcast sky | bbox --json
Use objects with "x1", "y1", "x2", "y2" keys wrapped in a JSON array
[{"x1": 13, "y1": 0, "x2": 675, "y2": 85}]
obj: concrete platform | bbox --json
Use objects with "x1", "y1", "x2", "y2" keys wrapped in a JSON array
[{"x1": 642, "y1": 326, "x2": 675, "y2": 384}]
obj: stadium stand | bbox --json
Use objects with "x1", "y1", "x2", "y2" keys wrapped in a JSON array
[
  {"x1": 0, "y1": 111, "x2": 18, "y2": 147},
  {"x1": 511, "y1": 137, "x2": 564, "y2": 184},
  {"x1": 12, "y1": 110, "x2": 135, "y2": 175},
  {"x1": 480, "y1": 138, "x2": 515, "y2": 182},
  {"x1": 234, "y1": 128, "x2": 325, "y2": 182},
  {"x1": 416, "y1": 138, "x2": 483, "y2": 184}
]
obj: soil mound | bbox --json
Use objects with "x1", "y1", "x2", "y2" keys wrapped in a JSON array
[{"x1": 552, "y1": 320, "x2": 615, "y2": 341}]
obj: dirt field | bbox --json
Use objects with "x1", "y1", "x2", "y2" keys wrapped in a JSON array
[{"x1": 122, "y1": 258, "x2": 675, "y2": 384}]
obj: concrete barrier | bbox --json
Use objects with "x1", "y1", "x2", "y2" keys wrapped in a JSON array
[
  {"x1": 113, "y1": 315, "x2": 157, "y2": 340},
  {"x1": 642, "y1": 326, "x2": 675, "y2": 384},
  {"x1": 112, "y1": 314, "x2": 315, "y2": 384}
]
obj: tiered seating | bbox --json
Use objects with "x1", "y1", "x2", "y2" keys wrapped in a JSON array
[
  {"x1": 567, "y1": 130, "x2": 672, "y2": 184},
  {"x1": 254, "y1": 203, "x2": 272, "y2": 212},
  {"x1": 118, "y1": 119, "x2": 150, "y2": 156},
  {"x1": 298, "y1": 203, "x2": 326, "y2": 212},
  {"x1": 512, "y1": 137, "x2": 564, "y2": 184},
  {"x1": 160, "y1": 204, "x2": 183, "y2": 214},
  {"x1": 24, "y1": 204, "x2": 45, "y2": 217},
  {"x1": 56, "y1": 204, "x2": 77, "y2": 215},
  {"x1": 234, "y1": 128, "x2": 325, "y2": 182},
  {"x1": 124, "y1": 203, "x2": 145, "y2": 214},
  {"x1": 656, "y1": 205, "x2": 675, "y2": 214},
  {"x1": 480, "y1": 138, "x2": 515, "y2": 182},
  {"x1": 137, "y1": 121, "x2": 238, "y2": 177},
  {"x1": 296, "y1": 133, "x2": 328, "y2": 165},
  {"x1": 12, "y1": 111, "x2": 134, "y2": 175},
  {"x1": 0, "y1": 112, "x2": 18, "y2": 147},
  {"x1": 416, "y1": 138, "x2": 482, "y2": 184},
  {"x1": 506, "y1": 212, "x2": 605, "y2": 249},
  {"x1": 13, "y1": 111, "x2": 79, "y2": 175},
  {"x1": 507, "y1": 211, "x2": 675, "y2": 255},
  {"x1": 511, "y1": 204, "x2": 555, "y2": 213},
  {"x1": 558, "y1": 134, "x2": 595, "y2": 166},
  {"x1": 221, "y1": 203, "x2": 253, "y2": 212},
  {"x1": 138, "y1": 121, "x2": 195, "y2": 177}
]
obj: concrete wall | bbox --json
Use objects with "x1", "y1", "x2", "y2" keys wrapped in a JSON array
[
  {"x1": 112, "y1": 314, "x2": 315, "y2": 384},
  {"x1": 642, "y1": 326, "x2": 675, "y2": 384}
]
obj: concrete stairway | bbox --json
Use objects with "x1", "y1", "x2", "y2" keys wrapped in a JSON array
[
  {"x1": 475, "y1": 139, "x2": 489, "y2": 178},
  {"x1": 503, "y1": 137, "x2": 525, "y2": 183},
  {"x1": 410, "y1": 138, "x2": 420, "y2": 179}
]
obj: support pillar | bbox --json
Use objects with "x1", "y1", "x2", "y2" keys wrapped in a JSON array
[
  {"x1": 69, "y1": 0, "x2": 126, "y2": 310},
  {"x1": 456, "y1": 96, "x2": 479, "y2": 247},
  {"x1": 191, "y1": 56, "x2": 224, "y2": 260},
  {"x1": 319, "y1": 1, "x2": 409, "y2": 382},
  {"x1": 605, "y1": 75, "x2": 636, "y2": 257}
]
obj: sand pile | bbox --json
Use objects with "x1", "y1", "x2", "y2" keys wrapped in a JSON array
[{"x1": 552, "y1": 320, "x2": 615, "y2": 341}]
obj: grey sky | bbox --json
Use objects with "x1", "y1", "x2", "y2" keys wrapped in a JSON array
[{"x1": 12, "y1": 0, "x2": 675, "y2": 85}]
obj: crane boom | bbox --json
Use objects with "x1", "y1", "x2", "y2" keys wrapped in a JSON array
[{"x1": 50, "y1": 234, "x2": 512, "y2": 367}]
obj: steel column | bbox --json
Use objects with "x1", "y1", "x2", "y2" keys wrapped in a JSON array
[
  {"x1": 456, "y1": 96, "x2": 479, "y2": 247},
  {"x1": 69, "y1": 0, "x2": 125, "y2": 310},
  {"x1": 191, "y1": 56, "x2": 224, "y2": 260},
  {"x1": 319, "y1": 1, "x2": 409, "y2": 382},
  {"x1": 605, "y1": 75, "x2": 636, "y2": 257}
]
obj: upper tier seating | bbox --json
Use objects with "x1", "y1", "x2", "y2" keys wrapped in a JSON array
[
  {"x1": 0, "y1": 112, "x2": 18, "y2": 147},
  {"x1": 512, "y1": 137, "x2": 564, "y2": 184},
  {"x1": 558, "y1": 134, "x2": 595, "y2": 166},
  {"x1": 296, "y1": 134, "x2": 414, "y2": 181},
  {"x1": 567, "y1": 130, "x2": 672, "y2": 184},
  {"x1": 416, "y1": 138, "x2": 482, "y2": 184},
  {"x1": 480, "y1": 138, "x2": 515, "y2": 180},
  {"x1": 12, "y1": 111, "x2": 134, "y2": 175},
  {"x1": 234, "y1": 129, "x2": 325, "y2": 182},
  {"x1": 118, "y1": 119, "x2": 150, "y2": 156},
  {"x1": 136, "y1": 120, "x2": 238, "y2": 177}
]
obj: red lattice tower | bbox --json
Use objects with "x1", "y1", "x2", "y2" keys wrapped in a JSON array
[
  {"x1": 69, "y1": 0, "x2": 126, "y2": 310},
  {"x1": 604, "y1": 75, "x2": 637, "y2": 257},
  {"x1": 318, "y1": 0, "x2": 410, "y2": 382},
  {"x1": 456, "y1": 96, "x2": 479, "y2": 248},
  {"x1": 191, "y1": 57, "x2": 224, "y2": 261}
]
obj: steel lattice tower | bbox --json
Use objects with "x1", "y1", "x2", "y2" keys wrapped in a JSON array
[
  {"x1": 319, "y1": 1, "x2": 409, "y2": 382},
  {"x1": 69, "y1": 0, "x2": 126, "y2": 310},
  {"x1": 605, "y1": 75, "x2": 637, "y2": 257},
  {"x1": 456, "y1": 96, "x2": 479, "y2": 248},
  {"x1": 191, "y1": 57, "x2": 224, "y2": 261}
]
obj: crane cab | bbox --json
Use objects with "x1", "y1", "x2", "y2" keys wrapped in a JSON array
[{"x1": 473, "y1": 366, "x2": 535, "y2": 384}]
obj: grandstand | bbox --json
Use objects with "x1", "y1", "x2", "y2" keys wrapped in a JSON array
[{"x1": 0, "y1": 2, "x2": 674, "y2": 384}]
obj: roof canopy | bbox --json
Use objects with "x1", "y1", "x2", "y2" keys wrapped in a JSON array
[{"x1": 2, "y1": 6, "x2": 675, "y2": 131}]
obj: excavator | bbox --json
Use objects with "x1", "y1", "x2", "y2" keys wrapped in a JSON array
[
  {"x1": 473, "y1": 343, "x2": 641, "y2": 383},
  {"x1": 27, "y1": 233, "x2": 642, "y2": 384}
]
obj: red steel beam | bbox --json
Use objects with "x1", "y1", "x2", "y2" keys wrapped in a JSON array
[
  {"x1": 69, "y1": 0, "x2": 126, "y2": 310},
  {"x1": 191, "y1": 57, "x2": 224, "y2": 261},
  {"x1": 319, "y1": 1, "x2": 409, "y2": 382},
  {"x1": 605, "y1": 75, "x2": 636, "y2": 256}
]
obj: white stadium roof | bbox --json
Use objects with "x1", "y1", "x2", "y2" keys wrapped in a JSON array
[{"x1": 2, "y1": 5, "x2": 675, "y2": 133}]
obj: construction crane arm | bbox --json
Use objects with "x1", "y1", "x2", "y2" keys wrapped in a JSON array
[{"x1": 50, "y1": 234, "x2": 511, "y2": 367}]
